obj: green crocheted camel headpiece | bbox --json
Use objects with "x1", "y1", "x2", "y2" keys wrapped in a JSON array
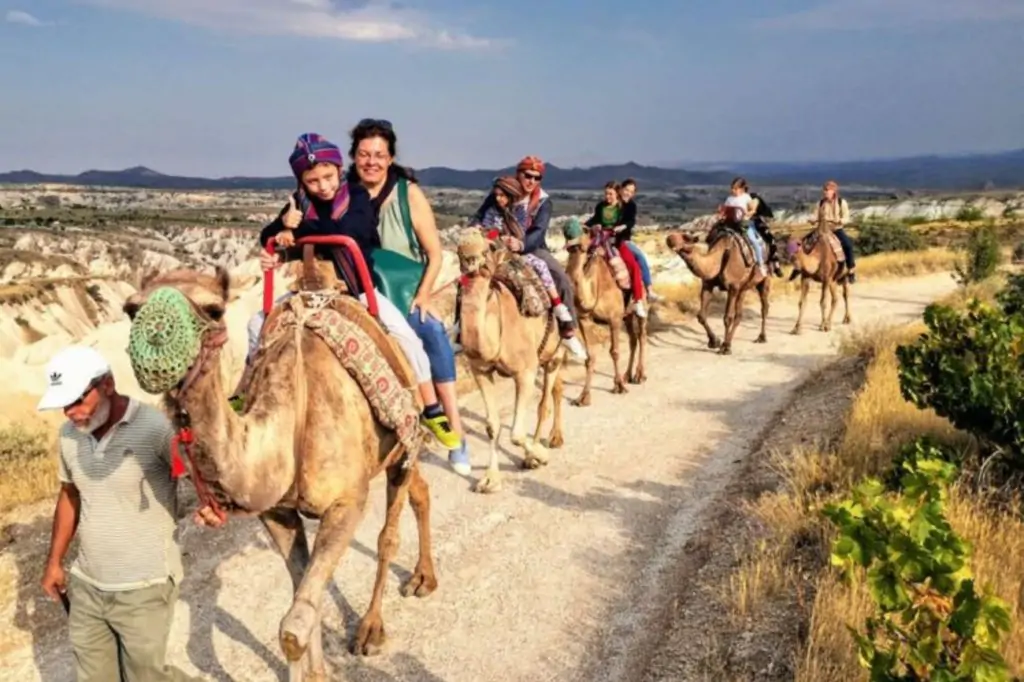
[{"x1": 127, "y1": 286, "x2": 208, "y2": 394}]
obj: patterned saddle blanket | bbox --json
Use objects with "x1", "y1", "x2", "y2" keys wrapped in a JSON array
[
  {"x1": 708, "y1": 223, "x2": 766, "y2": 269},
  {"x1": 801, "y1": 230, "x2": 846, "y2": 262},
  {"x1": 493, "y1": 255, "x2": 551, "y2": 318},
  {"x1": 257, "y1": 289, "x2": 425, "y2": 465}
]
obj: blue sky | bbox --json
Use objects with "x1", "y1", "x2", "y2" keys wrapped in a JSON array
[{"x1": 1, "y1": 0, "x2": 1023, "y2": 176}]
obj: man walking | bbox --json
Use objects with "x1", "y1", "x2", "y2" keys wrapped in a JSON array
[{"x1": 37, "y1": 345, "x2": 201, "y2": 682}]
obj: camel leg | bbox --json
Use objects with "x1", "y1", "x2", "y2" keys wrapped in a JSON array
[
  {"x1": 260, "y1": 509, "x2": 322, "y2": 682},
  {"x1": 791, "y1": 276, "x2": 810, "y2": 335},
  {"x1": 353, "y1": 464, "x2": 417, "y2": 657},
  {"x1": 400, "y1": 466, "x2": 439, "y2": 598},
  {"x1": 280, "y1": 495, "x2": 367, "y2": 668},
  {"x1": 842, "y1": 278, "x2": 852, "y2": 324},
  {"x1": 629, "y1": 316, "x2": 648, "y2": 383},
  {"x1": 721, "y1": 287, "x2": 746, "y2": 355},
  {"x1": 755, "y1": 279, "x2": 769, "y2": 343},
  {"x1": 547, "y1": 367, "x2": 566, "y2": 449},
  {"x1": 571, "y1": 318, "x2": 596, "y2": 407},
  {"x1": 827, "y1": 279, "x2": 839, "y2": 330},
  {"x1": 609, "y1": 315, "x2": 628, "y2": 394},
  {"x1": 473, "y1": 369, "x2": 503, "y2": 494},
  {"x1": 697, "y1": 282, "x2": 721, "y2": 349},
  {"x1": 510, "y1": 366, "x2": 539, "y2": 463},
  {"x1": 719, "y1": 288, "x2": 737, "y2": 355},
  {"x1": 526, "y1": 362, "x2": 558, "y2": 468},
  {"x1": 818, "y1": 276, "x2": 830, "y2": 331}
]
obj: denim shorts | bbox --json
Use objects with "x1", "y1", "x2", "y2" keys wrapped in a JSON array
[{"x1": 407, "y1": 309, "x2": 457, "y2": 383}]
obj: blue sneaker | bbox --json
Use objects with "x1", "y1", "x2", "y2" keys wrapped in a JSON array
[{"x1": 448, "y1": 439, "x2": 471, "y2": 476}]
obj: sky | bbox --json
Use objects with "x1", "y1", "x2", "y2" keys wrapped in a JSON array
[{"x1": 1, "y1": 0, "x2": 1023, "y2": 177}]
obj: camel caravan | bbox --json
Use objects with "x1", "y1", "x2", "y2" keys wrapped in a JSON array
[{"x1": 37, "y1": 124, "x2": 859, "y2": 682}]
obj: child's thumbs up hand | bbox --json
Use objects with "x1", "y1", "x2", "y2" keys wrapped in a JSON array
[{"x1": 282, "y1": 195, "x2": 303, "y2": 230}]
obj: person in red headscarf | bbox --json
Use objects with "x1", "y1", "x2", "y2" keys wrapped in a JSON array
[{"x1": 469, "y1": 155, "x2": 582, "y2": 346}]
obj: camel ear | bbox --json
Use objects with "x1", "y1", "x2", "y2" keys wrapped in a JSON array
[
  {"x1": 138, "y1": 268, "x2": 160, "y2": 291},
  {"x1": 214, "y1": 266, "x2": 231, "y2": 302},
  {"x1": 123, "y1": 292, "x2": 143, "y2": 320}
]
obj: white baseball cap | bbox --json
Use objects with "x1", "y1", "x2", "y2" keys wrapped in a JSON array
[{"x1": 37, "y1": 345, "x2": 112, "y2": 411}]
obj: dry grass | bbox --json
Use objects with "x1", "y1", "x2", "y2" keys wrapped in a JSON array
[
  {"x1": 714, "y1": 295, "x2": 1024, "y2": 680},
  {"x1": 0, "y1": 424, "x2": 57, "y2": 514}
]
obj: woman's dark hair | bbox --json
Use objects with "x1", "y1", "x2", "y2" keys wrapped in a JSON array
[
  {"x1": 604, "y1": 180, "x2": 622, "y2": 192},
  {"x1": 621, "y1": 177, "x2": 636, "y2": 188},
  {"x1": 730, "y1": 176, "x2": 749, "y2": 191},
  {"x1": 346, "y1": 120, "x2": 417, "y2": 184}
]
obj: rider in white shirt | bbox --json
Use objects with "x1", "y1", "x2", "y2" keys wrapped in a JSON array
[{"x1": 722, "y1": 177, "x2": 767, "y2": 277}]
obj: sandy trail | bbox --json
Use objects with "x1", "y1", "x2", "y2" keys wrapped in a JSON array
[{"x1": 1, "y1": 272, "x2": 956, "y2": 682}]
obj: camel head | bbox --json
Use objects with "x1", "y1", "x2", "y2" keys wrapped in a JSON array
[
  {"x1": 122, "y1": 267, "x2": 236, "y2": 395},
  {"x1": 456, "y1": 228, "x2": 505, "y2": 280},
  {"x1": 561, "y1": 217, "x2": 592, "y2": 254},
  {"x1": 665, "y1": 231, "x2": 700, "y2": 254}
]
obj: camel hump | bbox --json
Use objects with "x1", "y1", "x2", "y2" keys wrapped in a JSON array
[
  {"x1": 801, "y1": 231, "x2": 845, "y2": 262},
  {"x1": 263, "y1": 291, "x2": 425, "y2": 461}
]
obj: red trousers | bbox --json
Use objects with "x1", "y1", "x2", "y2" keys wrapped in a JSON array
[{"x1": 617, "y1": 242, "x2": 646, "y2": 301}]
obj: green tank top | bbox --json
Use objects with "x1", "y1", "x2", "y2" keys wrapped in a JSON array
[{"x1": 377, "y1": 177, "x2": 423, "y2": 262}]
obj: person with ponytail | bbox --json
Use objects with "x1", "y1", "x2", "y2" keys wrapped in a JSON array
[
  {"x1": 239, "y1": 132, "x2": 462, "y2": 452},
  {"x1": 345, "y1": 120, "x2": 472, "y2": 474}
]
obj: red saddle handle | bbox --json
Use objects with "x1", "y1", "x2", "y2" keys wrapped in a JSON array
[{"x1": 262, "y1": 235, "x2": 378, "y2": 317}]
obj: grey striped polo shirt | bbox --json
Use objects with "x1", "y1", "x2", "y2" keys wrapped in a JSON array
[{"x1": 58, "y1": 399, "x2": 184, "y2": 591}]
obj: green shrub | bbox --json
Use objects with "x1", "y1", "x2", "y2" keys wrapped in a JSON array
[
  {"x1": 956, "y1": 205, "x2": 986, "y2": 222},
  {"x1": 896, "y1": 282, "x2": 1024, "y2": 466},
  {"x1": 824, "y1": 448, "x2": 1012, "y2": 681},
  {"x1": 954, "y1": 223, "x2": 1001, "y2": 286},
  {"x1": 856, "y1": 222, "x2": 925, "y2": 256}
]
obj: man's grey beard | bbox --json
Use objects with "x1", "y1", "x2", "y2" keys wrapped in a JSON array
[{"x1": 73, "y1": 397, "x2": 111, "y2": 435}]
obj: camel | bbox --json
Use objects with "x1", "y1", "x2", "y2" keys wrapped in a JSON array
[
  {"x1": 455, "y1": 229, "x2": 566, "y2": 494},
  {"x1": 785, "y1": 225, "x2": 851, "y2": 334},
  {"x1": 563, "y1": 226, "x2": 647, "y2": 406},
  {"x1": 121, "y1": 250, "x2": 437, "y2": 682},
  {"x1": 665, "y1": 226, "x2": 771, "y2": 355}
]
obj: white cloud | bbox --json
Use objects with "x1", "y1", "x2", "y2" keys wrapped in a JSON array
[
  {"x1": 755, "y1": 0, "x2": 1024, "y2": 30},
  {"x1": 82, "y1": 0, "x2": 499, "y2": 49},
  {"x1": 5, "y1": 10, "x2": 48, "y2": 26}
]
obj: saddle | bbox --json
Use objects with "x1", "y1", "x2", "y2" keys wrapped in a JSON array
[
  {"x1": 587, "y1": 229, "x2": 632, "y2": 291},
  {"x1": 255, "y1": 245, "x2": 425, "y2": 463},
  {"x1": 801, "y1": 230, "x2": 846, "y2": 262},
  {"x1": 708, "y1": 222, "x2": 765, "y2": 269},
  {"x1": 457, "y1": 230, "x2": 550, "y2": 318}
]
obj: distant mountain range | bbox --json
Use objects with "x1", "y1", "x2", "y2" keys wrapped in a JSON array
[{"x1": 2, "y1": 149, "x2": 1023, "y2": 191}]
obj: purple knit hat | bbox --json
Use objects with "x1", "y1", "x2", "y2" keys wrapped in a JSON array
[{"x1": 288, "y1": 133, "x2": 344, "y2": 178}]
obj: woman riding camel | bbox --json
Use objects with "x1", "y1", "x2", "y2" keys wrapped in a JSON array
[
  {"x1": 584, "y1": 181, "x2": 649, "y2": 318},
  {"x1": 469, "y1": 155, "x2": 583, "y2": 347},
  {"x1": 615, "y1": 178, "x2": 658, "y2": 301},
  {"x1": 473, "y1": 175, "x2": 587, "y2": 359},
  {"x1": 811, "y1": 179, "x2": 855, "y2": 282},
  {"x1": 345, "y1": 118, "x2": 471, "y2": 474},
  {"x1": 722, "y1": 177, "x2": 768, "y2": 277},
  {"x1": 240, "y1": 132, "x2": 462, "y2": 451}
]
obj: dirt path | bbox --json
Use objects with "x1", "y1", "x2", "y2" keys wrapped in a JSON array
[{"x1": 1, "y1": 273, "x2": 956, "y2": 682}]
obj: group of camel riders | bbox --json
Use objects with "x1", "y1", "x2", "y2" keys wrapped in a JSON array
[
  {"x1": 242, "y1": 124, "x2": 857, "y2": 476},
  {"x1": 718, "y1": 176, "x2": 857, "y2": 282}
]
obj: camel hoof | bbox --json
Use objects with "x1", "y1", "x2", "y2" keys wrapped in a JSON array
[
  {"x1": 628, "y1": 372, "x2": 647, "y2": 385},
  {"x1": 843, "y1": 316, "x2": 852, "y2": 325},
  {"x1": 523, "y1": 440, "x2": 549, "y2": 469},
  {"x1": 819, "y1": 324, "x2": 830, "y2": 332},
  {"x1": 280, "y1": 600, "x2": 318, "y2": 662},
  {"x1": 352, "y1": 615, "x2": 387, "y2": 657},
  {"x1": 474, "y1": 471, "x2": 502, "y2": 494},
  {"x1": 400, "y1": 568, "x2": 438, "y2": 598},
  {"x1": 718, "y1": 345, "x2": 732, "y2": 356},
  {"x1": 790, "y1": 327, "x2": 801, "y2": 336},
  {"x1": 754, "y1": 334, "x2": 767, "y2": 344},
  {"x1": 708, "y1": 337, "x2": 721, "y2": 349},
  {"x1": 571, "y1": 393, "x2": 591, "y2": 407},
  {"x1": 547, "y1": 432, "x2": 565, "y2": 449},
  {"x1": 612, "y1": 382, "x2": 629, "y2": 395}
]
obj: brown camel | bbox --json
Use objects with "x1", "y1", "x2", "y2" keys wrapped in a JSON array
[
  {"x1": 563, "y1": 230, "x2": 647, "y2": 406},
  {"x1": 456, "y1": 229, "x2": 566, "y2": 494},
  {"x1": 785, "y1": 226, "x2": 851, "y2": 334},
  {"x1": 121, "y1": 255, "x2": 437, "y2": 682},
  {"x1": 665, "y1": 226, "x2": 771, "y2": 355}
]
